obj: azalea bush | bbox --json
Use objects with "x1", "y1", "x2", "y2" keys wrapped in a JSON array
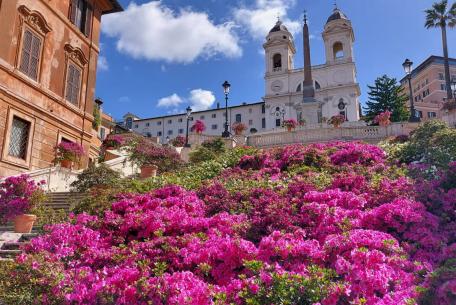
[
  {"x1": 54, "y1": 142, "x2": 85, "y2": 163},
  {"x1": 328, "y1": 114, "x2": 345, "y2": 127},
  {"x1": 103, "y1": 135, "x2": 124, "y2": 149},
  {"x1": 189, "y1": 138, "x2": 226, "y2": 164},
  {"x1": 232, "y1": 122, "x2": 247, "y2": 135},
  {"x1": 128, "y1": 139, "x2": 183, "y2": 172},
  {"x1": 170, "y1": 135, "x2": 186, "y2": 147},
  {"x1": 282, "y1": 119, "x2": 298, "y2": 130},
  {"x1": 4, "y1": 141, "x2": 456, "y2": 304},
  {"x1": 0, "y1": 175, "x2": 46, "y2": 224},
  {"x1": 191, "y1": 120, "x2": 206, "y2": 134},
  {"x1": 374, "y1": 110, "x2": 392, "y2": 126}
]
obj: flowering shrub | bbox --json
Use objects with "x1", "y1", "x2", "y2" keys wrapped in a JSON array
[
  {"x1": 54, "y1": 142, "x2": 85, "y2": 163},
  {"x1": 282, "y1": 119, "x2": 297, "y2": 130},
  {"x1": 328, "y1": 114, "x2": 345, "y2": 127},
  {"x1": 128, "y1": 139, "x2": 183, "y2": 172},
  {"x1": 232, "y1": 122, "x2": 247, "y2": 135},
  {"x1": 102, "y1": 135, "x2": 124, "y2": 149},
  {"x1": 191, "y1": 120, "x2": 206, "y2": 134},
  {"x1": 0, "y1": 175, "x2": 46, "y2": 223},
  {"x1": 6, "y1": 142, "x2": 456, "y2": 305},
  {"x1": 170, "y1": 135, "x2": 186, "y2": 147},
  {"x1": 374, "y1": 110, "x2": 392, "y2": 126}
]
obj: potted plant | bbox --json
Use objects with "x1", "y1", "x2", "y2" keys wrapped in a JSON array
[
  {"x1": 128, "y1": 139, "x2": 183, "y2": 179},
  {"x1": 328, "y1": 114, "x2": 345, "y2": 128},
  {"x1": 0, "y1": 175, "x2": 46, "y2": 233},
  {"x1": 298, "y1": 118, "x2": 306, "y2": 127},
  {"x1": 232, "y1": 122, "x2": 247, "y2": 135},
  {"x1": 282, "y1": 119, "x2": 298, "y2": 132},
  {"x1": 103, "y1": 135, "x2": 124, "y2": 150},
  {"x1": 374, "y1": 111, "x2": 392, "y2": 127},
  {"x1": 191, "y1": 120, "x2": 206, "y2": 135},
  {"x1": 55, "y1": 142, "x2": 85, "y2": 169},
  {"x1": 170, "y1": 135, "x2": 186, "y2": 148}
]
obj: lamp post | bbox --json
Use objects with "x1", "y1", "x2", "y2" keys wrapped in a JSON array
[
  {"x1": 185, "y1": 106, "x2": 192, "y2": 147},
  {"x1": 222, "y1": 81, "x2": 231, "y2": 138},
  {"x1": 402, "y1": 59, "x2": 420, "y2": 122}
]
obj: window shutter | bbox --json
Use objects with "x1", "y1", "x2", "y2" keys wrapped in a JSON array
[
  {"x1": 65, "y1": 65, "x2": 75, "y2": 102},
  {"x1": 84, "y1": 3, "x2": 93, "y2": 37},
  {"x1": 29, "y1": 35, "x2": 41, "y2": 80},
  {"x1": 19, "y1": 30, "x2": 32, "y2": 75},
  {"x1": 72, "y1": 67, "x2": 81, "y2": 105},
  {"x1": 69, "y1": 0, "x2": 78, "y2": 24}
]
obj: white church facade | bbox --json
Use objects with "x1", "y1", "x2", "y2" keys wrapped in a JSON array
[{"x1": 123, "y1": 7, "x2": 361, "y2": 142}]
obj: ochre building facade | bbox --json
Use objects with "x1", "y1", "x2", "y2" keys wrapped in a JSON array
[{"x1": 0, "y1": 0, "x2": 122, "y2": 176}]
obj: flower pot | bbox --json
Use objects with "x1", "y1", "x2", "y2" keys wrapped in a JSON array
[
  {"x1": 287, "y1": 126, "x2": 293, "y2": 132},
  {"x1": 60, "y1": 159, "x2": 73, "y2": 169},
  {"x1": 14, "y1": 214, "x2": 37, "y2": 233},
  {"x1": 105, "y1": 146, "x2": 115, "y2": 151},
  {"x1": 140, "y1": 165, "x2": 158, "y2": 179}
]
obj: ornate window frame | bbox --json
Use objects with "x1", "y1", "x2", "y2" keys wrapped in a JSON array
[
  {"x1": 1, "y1": 108, "x2": 36, "y2": 169},
  {"x1": 63, "y1": 44, "x2": 88, "y2": 108},
  {"x1": 16, "y1": 5, "x2": 52, "y2": 82}
]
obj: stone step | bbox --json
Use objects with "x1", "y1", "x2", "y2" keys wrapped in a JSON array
[
  {"x1": 1, "y1": 242, "x2": 23, "y2": 250},
  {"x1": 0, "y1": 249, "x2": 21, "y2": 259}
]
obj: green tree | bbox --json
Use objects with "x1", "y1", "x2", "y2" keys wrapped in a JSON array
[
  {"x1": 363, "y1": 75, "x2": 409, "y2": 123},
  {"x1": 425, "y1": 0, "x2": 456, "y2": 101}
]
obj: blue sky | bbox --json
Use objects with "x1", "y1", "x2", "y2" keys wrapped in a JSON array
[{"x1": 95, "y1": 0, "x2": 456, "y2": 121}]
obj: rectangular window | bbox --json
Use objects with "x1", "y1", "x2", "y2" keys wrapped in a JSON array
[
  {"x1": 211, "y1": 114, "x2": 216, "y2": 118},
  {"x1": 134, "y1": 124, "x2": 139, "y2": 128},
  {"x1": 178, "y1": 118, "x2": 183, "y2": 123},
  {"x1": 157, "y1": 131, "x2": 162, "y2": 136},
  {"x1": 428, "y1": 112, "x2": 437, "y2": 118},
  {"x1": 189, "y1": 117, "x2": 194, "y2": 121},
  {"x1": 417, "y1": 110, "x2": 423, "y2": 118},
  {"x1": 275, "y1": 119, "x2": 281, "y2": 127},
  {"x1": 249, "y1": 108, "x2": 252, "y2": 114},
  {"x1": 439, "y1": 73, "x2": 444, "y2": 80},
  {"x1": 200, "y1": 115, "x2": 205, "y2": 120},
  {"x1": 211, "y1": 124, "x2": 217, "y2": 130},
  {"x1": 262, "y1": 104, "x2": 265, "y2": 114},
  {"x1": 8, "y1": 116, "x2": 31, "y2": 160},
  {"x1": 65, "y1": 63, "x2": 82, "y2": 105},
  {"x1": 168, "y1": 119, "x2": 172, "y2": 124},
  {"x1": 146, "y1": 123, "x2": 150, "y2": 127},
  {"x1": 19, "y1": 29, "x2": 42, "y2": 81},
  {"x1": 69, "y1": 0, "x2": 93, "y2": 36},
  {"x1": 179, "y1": 129, "x2": 184, "y2": 134},
  {"x1": 167, "y1": 130, "x2": 173, "y2": 135},
  {"x1": 441, "y1": 84, "x2": 446, "y2": 91},
  {"x1": 235, "y1": 114, "x2": 242, "y2": 123},
  {"x1": 99, "y1": 128, "x2": 106, "y2": 140},
  {"x1": 157, "y1": 121, "x2": 162, "y2": 126},
  {"x1": 249, "y1": 119, "x2": 253, "y2": 126},
  {"x1": 262, "y1": 118, "x2": 266, "y2": 128}
]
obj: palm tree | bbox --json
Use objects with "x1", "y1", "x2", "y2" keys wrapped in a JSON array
[{"x1": 425, "y1": 0, "x2": 456, "y2": 101}]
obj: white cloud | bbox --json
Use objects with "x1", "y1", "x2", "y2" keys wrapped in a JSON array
[
  {"x1": 157, "y1": 89, "x2": 216, "y2": 112},
  {"x1": 98, "y1": 55, "x2": 109, "y2": 71},
  {"x1": 233, "y1": 0, "x2": 301, "y2": 40},
  {"x1": 158, "y1": 93, "x2": 183, "y2": 107},
  {"x1": 118, "y1": 96, "x2": 131, "y2": 103},
  {"x1": 189, "y1": 89, "x2": 216, "y2": 111},
  {"x1": 102, "y1": 2, "x2": 242, "y2": 63}
]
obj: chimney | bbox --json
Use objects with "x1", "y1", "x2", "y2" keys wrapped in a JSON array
[{"x1": 217, "y1": 102, "x2": 220, "y2": 109}]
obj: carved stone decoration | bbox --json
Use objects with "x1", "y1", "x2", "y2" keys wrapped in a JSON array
[
  {"x1": 18, "y1": 5, "x2": 52, "y2": 35},
  {"x1": 64, "y1": 44, "x2": 88, "y2": 66}
]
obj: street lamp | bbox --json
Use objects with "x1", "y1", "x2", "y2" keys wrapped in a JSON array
[
  {"x1": 402, "y1": 59, "x2": 420, "y2": 122},
  {"x1": 185, "y1": 106, "x2": 192, "y2": 147},
  {"x1": 222, "y1": 81, "x2": 231, "y2": 138}
]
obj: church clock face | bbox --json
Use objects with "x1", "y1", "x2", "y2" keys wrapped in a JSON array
[{"x1": 271, "y1": 80, "x2": 283, "y2": 92}]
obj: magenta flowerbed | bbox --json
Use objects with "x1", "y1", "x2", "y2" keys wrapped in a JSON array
[{"x1": 14, "y1": 142, "x2": 456, "y2": 304}]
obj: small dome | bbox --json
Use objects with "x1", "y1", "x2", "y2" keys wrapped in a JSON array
[
  {"x1": 269, "y1": 20, "x2": 289, "y2": 33},
  {"x1": 326, "y1": 8, "x2": 348, "y2": 24}
]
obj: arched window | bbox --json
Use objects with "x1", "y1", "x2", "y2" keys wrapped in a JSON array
[
  {"x1": 333, "y1": 42, "x2": 344, "y2": 59},
  {"x1": 296, "y1": 83, "x2": 302, "y2": 92},
  {"x1": 315, "y1": 81, "x2": 321, "y2": 90},
  {"x1": 126, "y1": 117, "x2": 133, "y2": 129},
  {"x1": 273, "y1": 53, "x2": 282, "y2": 71}
]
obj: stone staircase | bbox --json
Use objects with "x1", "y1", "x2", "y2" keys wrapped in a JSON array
[{"x1": 0, "y1": 192, "x2": 86, "y2": 260}]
